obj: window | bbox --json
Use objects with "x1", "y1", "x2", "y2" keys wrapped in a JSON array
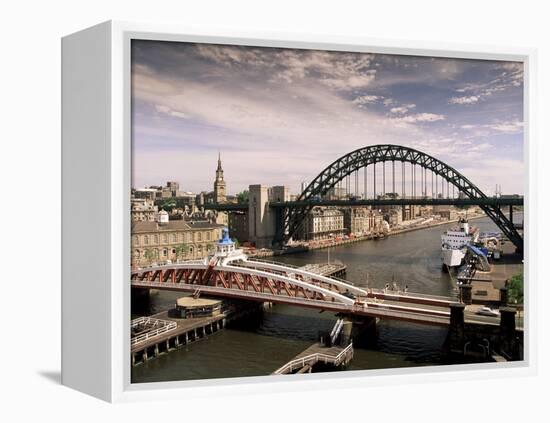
[
  {"x1": 144, "y1": 235, "x2": 149, "y2": 245},
  {"x1": 172, "y1": 234, "x2": 177, "y2": 243}
]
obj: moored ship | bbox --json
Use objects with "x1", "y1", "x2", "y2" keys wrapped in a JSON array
[{"x1": 441, "y1": 218, "x2": 479, "y2": 269}]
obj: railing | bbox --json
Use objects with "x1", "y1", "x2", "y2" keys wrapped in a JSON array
[
  {"x1": 249, "y1": 260, "x2": 457, "y2": 302},
  {"x1": 131, "y1": 317, "x2": 177, "y2": 346},
  {"x1": 131, "y1": 280, "x2": 451, "y2": 325},
  {"x1": 366, "y1": 287, "x2": 457, "y2": 302},
  {"x1": 245, "y1": 258, "x2": 302, "y2": 270},
  {"x1": 273, "y1": 342, "x2": 354, "y2": 375},
  {"x1": 241, "y1": 259, "x2": 358, "y2": 288},
  {"x1": 134, "y1": 258, "x2": 456, "y2": 303}
]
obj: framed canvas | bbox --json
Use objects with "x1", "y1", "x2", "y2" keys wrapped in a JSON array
[{"x1": 61, "y1": 21, "x2": 537, "y2": 402}]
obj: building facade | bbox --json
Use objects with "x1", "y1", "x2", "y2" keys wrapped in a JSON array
[
  {"x1": 301, "y1": 207, "x2": 345, "y2": 241},
  {"x1": 228, "y1": 211, "x2": 249, "y2": 243},
  {"x1": 343, "y1": 207, "x2": 371, "y2": 235},
  {"x1": 131, "y1": 198, "x2": 158, "y2": 222},
  {"x1": 131, "y1": 218, "x2": 225, "y2": 267}
]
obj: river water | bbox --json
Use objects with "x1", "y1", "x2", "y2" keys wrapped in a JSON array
[{"x1": 131, "y1": 215, "x2": 515, "y2": 383}]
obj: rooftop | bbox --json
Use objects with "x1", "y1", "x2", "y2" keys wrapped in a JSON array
[
  {"x1": 132, "y1": 220, "x2": 224, "y2": 233},
  {"x1": 176, "y1": 297, "x2": 222, "y2": 308}
]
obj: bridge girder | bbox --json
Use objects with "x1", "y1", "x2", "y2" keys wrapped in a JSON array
[
  {"x1": 281, "y1": 144, "x2": 523, "y2": 250},
  {"x1": 131, "y1": 263, "x2": 357, "y2": 305}
]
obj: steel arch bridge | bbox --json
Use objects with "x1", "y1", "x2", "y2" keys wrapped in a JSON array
[{"x1": 280, "y1": 144, "x2": 523, "y2": 250}]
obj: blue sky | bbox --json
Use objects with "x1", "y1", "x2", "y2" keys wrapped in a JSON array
[{"x1": 132, "y1": 40, "x2": 524, "y2": 195}]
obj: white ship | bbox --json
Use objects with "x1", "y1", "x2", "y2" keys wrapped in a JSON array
[{"x1": 441, "y1": 219, "x2": 479, "y2": 268}]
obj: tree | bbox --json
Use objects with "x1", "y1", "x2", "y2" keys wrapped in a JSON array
[
  {"x1": 236, "y1": 190, "x2": 249, "y2": 204},
  {"x1": 143, "y1": 248, "x2": 158, "y2": 264},
  {"x1": 155, "y1": 198, "x2": 177, "y2": 212},
  {"x1": 233, "y1": 238, "x2": 240, "y2": 248},
  {"x1": 175, "y1": 243, "x2": 190, "y2": 261},
  {"x1": 508, "y1": 273, "x2": 523, "y2": 304}
]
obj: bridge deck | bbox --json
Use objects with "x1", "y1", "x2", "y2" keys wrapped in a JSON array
[{"x1": 131, "y1": 280, "x2": 454, "y2": 326}]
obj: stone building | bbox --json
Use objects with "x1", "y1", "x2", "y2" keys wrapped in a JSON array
[
  {"x1": 248, "y1": 184, "x2": 289, "y2": 248},
  {"x1": 134, "y1": 188, "x2": 158, "y2": 202},
  {"x1": 131, "y1": 198, "x2": 158, "y2": 222},
  {"x1": 301, "y1": 207, "x2": 345, "y2": 241},
  {"x1": 343, "y1": 207, "x2": 371, "y2": 236},
  {"x1": 131, "y1": 218, "x2": 225, "y2": 267},
  {"x1": 228, "y1": 211, "x2": 249, "y2": 243},
  {"x1": 386, "y1": 208, "x2": 403, "y2": 227},
  {"x1": 434, "y1": 208, "x2": 458, "y2": 221}
]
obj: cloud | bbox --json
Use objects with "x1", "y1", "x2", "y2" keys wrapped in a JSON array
[
  {"x1": 393, "y1": 113, "x2": 446, "y2": 124},
  {"x1": 131, "y1": 41, "x2": 524, "y2": 194},
  {"x1": 449, "y1": 95, "x2": 479, "y2": 105},
  {"x1": 154, "y1": 104, "x2": 189, "y2": 119},
  {"x1": 457, "y1": 120, "x2": 523, "y2": 135},
  {"x1": 352, "y1": 95, "x2": 383, "y2": 106},
  {"x1": 195, "y1": 45, "x2": 378, "y2": 90},
  {"x1": 452, "y1": 62, "x2": 523, "y2": 104},
  {"x1": 390, "y1": 104, "x2": 416, "y2": 114},
  {"x1": 485, "y1": 120, "x2": 523, "y2": 134}
]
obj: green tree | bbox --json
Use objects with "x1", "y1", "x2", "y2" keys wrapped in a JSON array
[
  {"x1": 155, "y1": 198, "x2": 177, "y2": 212},
  {"x1": 143, "y1": 248, "x2": 158, "y2": 264},
  {"x1": 236, "y1": 190, "x2": 249, "y2": 204},
  {"x1": 175, "y1": 243, "x2": 190, "y2": 261},
  {"x1": 233, "y1": 238, "x2": 240, "y2": 248},
  {"x1": 508, "y1": 273, "x2": 523, "y2": 304}
]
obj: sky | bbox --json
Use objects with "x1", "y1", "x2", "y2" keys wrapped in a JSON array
[{"x1": 131, "y1": 40, "x2": 524, "y2": 196}]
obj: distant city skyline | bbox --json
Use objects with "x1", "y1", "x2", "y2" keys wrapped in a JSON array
[{"x1": 132, "y1": 40, "x2": 524, "y2": 195}]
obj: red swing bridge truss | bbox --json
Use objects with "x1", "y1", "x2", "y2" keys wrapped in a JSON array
[{"x1": 131, "y1": 257, "x2": 491, "y2": 327}]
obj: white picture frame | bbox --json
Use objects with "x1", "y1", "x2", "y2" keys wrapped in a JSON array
[{"x1": 61, "y1": 20, "x2": 537, "y2": 403}]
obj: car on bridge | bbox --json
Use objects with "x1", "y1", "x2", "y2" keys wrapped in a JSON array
[{"x1": 476, "y1": 306, "x2": 500, "y2": 317}]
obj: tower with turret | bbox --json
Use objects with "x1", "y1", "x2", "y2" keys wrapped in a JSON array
[{"x1": 213, "y1": 152, "x2": 227, "y2": 204}]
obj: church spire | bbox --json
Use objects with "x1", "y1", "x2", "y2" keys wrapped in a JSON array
[
  {"x1": 217, "y1": 151, "x2": 222, "y2": 171},
  {"x1": 214, "y1": 151, "x2": 226, "y2": 204}
]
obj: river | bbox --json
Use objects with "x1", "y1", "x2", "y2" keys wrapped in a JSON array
[{"x1": 131, "y1": 214, "x2": 518, "y2": 383}]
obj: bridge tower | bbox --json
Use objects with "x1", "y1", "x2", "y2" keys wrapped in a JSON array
[{"x1": 248, "y1": 185, "x2": 287, "y2": 248}]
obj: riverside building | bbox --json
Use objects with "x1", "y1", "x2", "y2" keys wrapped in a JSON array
[{"x1": 131, "y1": 210, "x2": 225, "y2": 267}]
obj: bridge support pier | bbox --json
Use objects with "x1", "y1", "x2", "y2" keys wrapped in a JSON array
[
  {"x1": 447, "y1": 303, "x2": 465, "y2": 355},
  {"x1": 342, "y1": 316, "x2": 377, "y2": 347},
  {"x1": 499, "y1": 287, "x2": 509, "y2": 306},
  {"x1": 459, "y1": 284, "x2": 472, "y2": 305},
  {"x1": 499, "y1": 307, "x2": 520, "y2": 360}
]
